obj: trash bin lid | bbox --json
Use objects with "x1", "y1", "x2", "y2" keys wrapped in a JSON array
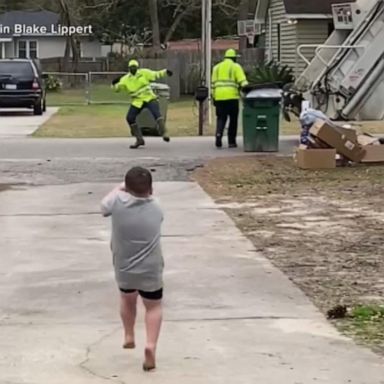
[
  {"x1": 246, "y1": 88, "x2": 282, "y2": 99},
  {"x1": 151, "y1": 82, "x2": 170, "y2": 91}
]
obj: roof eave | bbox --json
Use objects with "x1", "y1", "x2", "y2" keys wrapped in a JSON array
[{"x1": 286, "y1": 13, "x2": 333, "y2": 20}]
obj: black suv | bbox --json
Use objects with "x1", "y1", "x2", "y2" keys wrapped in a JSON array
[{"x1": 0, "y1": 59, "x2": 47, "y2": 115}]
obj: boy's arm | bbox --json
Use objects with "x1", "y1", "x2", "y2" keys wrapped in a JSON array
[{"x1": 101, "y1": 183, "x2": 125, "y2": 217}]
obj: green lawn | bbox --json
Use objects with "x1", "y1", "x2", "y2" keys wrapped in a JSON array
[
  {"x1": 46, "y1": 83, "x2": 131, "y2": 106},
  {"x1": 39, "y1": 85, "x2": 301, "y2": 138},
  {"x1": 35, "y1": 99, "x2": 210, "y2": 138},
  {"x1": 39, "y1": 86, "x2": 384, "y2": 138}
]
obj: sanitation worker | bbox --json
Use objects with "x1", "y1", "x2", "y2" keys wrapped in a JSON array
[
  {"x1": 211, "y1": 49, "x2": 249, "y2": 148},
  {"x1": 112, "y1": 60, "x2": 173, "y2": 149}
]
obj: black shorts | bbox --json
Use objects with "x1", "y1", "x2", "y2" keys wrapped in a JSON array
[{"x1": 119, "y1": 287, "x2": 163, "y2": 300}]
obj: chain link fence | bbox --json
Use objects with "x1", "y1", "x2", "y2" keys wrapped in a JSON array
[
  {"x1": 88, "y1": 72, "x2": 129, "y2": 104},
  {"x1": 44, "y1": 71, "x2": 132, "y2": 106},
  {"x1": 44, "y1": 72, "x2": 89, "y2": 106}
]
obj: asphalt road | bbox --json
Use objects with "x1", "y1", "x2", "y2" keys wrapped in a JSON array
[{"x1": 0, "y1": 136, "x2": 298, "y2": 185}]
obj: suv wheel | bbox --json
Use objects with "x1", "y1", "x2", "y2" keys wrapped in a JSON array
[{"x1": 34, "y1": 98, "x2": 43, "y2": 116}]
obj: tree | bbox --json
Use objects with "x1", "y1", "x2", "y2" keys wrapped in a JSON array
[
  {"x1": 1, "y1": 0, "x2": 244, "y2": 56},
  {"x1": 83, "y1": 0, "x2": 151, "y2": 54},
  {"x1": 158, "y1": 0, "x2": 241, "y2": 44},
  {"x1": 148, "y1": 0, "x2": 161, "y2": 52}
]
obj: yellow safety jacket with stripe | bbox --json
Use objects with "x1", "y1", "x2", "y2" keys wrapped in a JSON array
[
  {"x1": 212, "y1": 59, "x2": 248, "y2": 101},
  {"x1": 114, "y1": 68, "x2": 167, "y2": 108}
]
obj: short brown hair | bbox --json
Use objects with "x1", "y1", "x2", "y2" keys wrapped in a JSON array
[{"x1": 125, "y1": 167, "x2": 152, "y2": 196}]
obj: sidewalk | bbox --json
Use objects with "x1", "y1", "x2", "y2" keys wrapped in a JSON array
[
  {"x1": 0, "y1": 108, "x2": 58, "y2": 138},
  {"x1": 0, "y1": 182, "x2": 383, "y2": 383}
]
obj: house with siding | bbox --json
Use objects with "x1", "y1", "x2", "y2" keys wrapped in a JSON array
[
  {"x1": 0, "y1": 10, "x2": 104, "y2": 59},
  {"x1": 255, "y1": 0, "x2": 355, "y2": 76}
]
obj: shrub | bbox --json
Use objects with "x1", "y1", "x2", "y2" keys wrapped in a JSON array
[
  {"x1": 45, "y1": 75, "x2": 63, "y2": 92},
  {"x1": 247, "y1": 60, "x2": 295, "y2": 88}
]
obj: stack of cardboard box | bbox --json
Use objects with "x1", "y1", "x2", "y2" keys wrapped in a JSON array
[{"x1": 295, "y1": 120, "x2": 384, "y2": 169}]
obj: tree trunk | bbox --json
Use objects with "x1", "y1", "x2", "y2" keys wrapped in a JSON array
[
  {"x1": 63, "y1": 37, "x2": 71, "y2": 72},
  {"x1": 58, "y1": 0, "x2": 80, "y2": 78},
  {"x1": 238, "y1": 0, "x2": 250, "y2": 51},
  {"x1": 148, "y1": 0, "x2": 161, "y2": 54},
  {"x1": 59, "y1": 0, "x2": 71, "y2": 73},
  {"x1": 163, "y1": 8, "x2": 189, "y2": 45}
]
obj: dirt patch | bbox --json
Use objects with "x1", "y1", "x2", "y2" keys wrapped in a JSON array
[
  {"x1": 0, "y1": 184, "x2": 12, "y2": 192},
  {"x1": 0, "y1": 183, "x2": 30, "y2": 193},
  {"x1": 193, "y1": 156, "x2": 384, "y2": 354}
]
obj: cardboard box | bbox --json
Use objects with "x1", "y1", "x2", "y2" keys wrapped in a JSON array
[
  {"x1": 361, "y1": 145, "x2": 384, "y2": 163},
  {"x1": 308, "y1": 136, "x2": 332, "y2": 149},
  {"x1": 338, "y1": 126, "x2": 358, "y2": 141},
  {"x1": 357, "y1": 134, "x2": 380, "y2": 146},
  {"x1": 295, "y1": 148, "x2": 337, "y2": 169},
  {"x1": 310, "y1": 120, "x2": 366, "y2": 162}
]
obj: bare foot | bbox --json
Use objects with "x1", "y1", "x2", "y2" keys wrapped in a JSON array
[
  {"x1": 143, "y1": 347, "x2": 156, "y2": 371},
  {"x1": 123, "y1": 339, "x2": 136, "y2": 349}
]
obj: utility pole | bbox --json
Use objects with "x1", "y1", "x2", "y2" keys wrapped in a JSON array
[
  {"x1": 205, "y1": 0, "x2": 212, "y2": 125},
  {"x1": 198, "y1": 0, "x2": 212, "y2": 135}
]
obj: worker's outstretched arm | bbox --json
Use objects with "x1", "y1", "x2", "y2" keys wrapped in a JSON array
[
  {"x1": 142, "y1": 68, "x2": 171, "y2": 82},
  {"x1": 112, "y1": 74, "x2": 127, "y2": 92}
]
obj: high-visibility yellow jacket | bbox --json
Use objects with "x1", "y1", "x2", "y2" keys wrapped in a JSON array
[
  {"x1": 114, "y1": 68, "x2": 167, "y2": 108},
  {"x1": 211, "y1": 59, "x2": 248, "y2": 101}
]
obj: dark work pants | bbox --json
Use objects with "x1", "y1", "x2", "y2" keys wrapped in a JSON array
[
  {"x1": 215, "y1": 99, "x2": 240, "y2": 145},
  {"x1": 126, "y1": 100, "x2": 162, "y2": 126}
]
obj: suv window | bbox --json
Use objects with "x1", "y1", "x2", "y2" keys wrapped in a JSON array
[{"x1": 0, "y1": 61, "x2": 34, "y2": 77}]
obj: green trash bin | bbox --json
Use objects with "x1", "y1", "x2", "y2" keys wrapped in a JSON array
[
  {"x1": 137, "y1": 83, "x2": 170, "y2": 136},
  {"x1": 242, "y1": 88, "x2": 282, "y2": 152}
]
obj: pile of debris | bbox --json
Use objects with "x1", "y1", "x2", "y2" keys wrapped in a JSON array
[{"x1": 295, "y1": 120, "x2": 384, "y2": 169}]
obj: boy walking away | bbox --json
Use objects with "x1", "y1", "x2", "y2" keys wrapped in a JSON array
[
  {"x1": 101, "y1": 167, "x2": 164, "y2": 371},
  {"x1": 112, "y1": 60, "x2": 173, "y2": 149}
]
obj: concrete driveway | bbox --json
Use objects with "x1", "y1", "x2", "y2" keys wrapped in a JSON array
[
  {"x1": 0, "y1": 107, "x2": 58, "y2": 138},
  {"x1": 0, "y1": 182, "x2": 383, "y2": 383}
]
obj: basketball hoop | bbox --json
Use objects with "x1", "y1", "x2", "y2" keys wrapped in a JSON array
[
  {"x1": 246, "y1": 33, "x2": 255, "y2": 46},
  {"x1": 237, "y1": 20, "x2": 261, "y2": 47}
]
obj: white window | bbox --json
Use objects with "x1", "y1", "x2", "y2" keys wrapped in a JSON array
[
  {"x1": 29, "y1": 41, "x2": 38, "y2": 58},
  {"x1": 18, "y1": 40, "x2": 27, "y2": 58},
  {"x1": 18, "y1": 40, "x2": 38, "y2": 59}
]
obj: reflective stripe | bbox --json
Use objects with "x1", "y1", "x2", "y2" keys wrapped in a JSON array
[
  {"x1": 212, "y1": 62, "x2": 238, "y2": 88},
  {"x1": 131, "y1": 85, "x2": 152, "y2": 98},
  {"x1": 214, "y1": 84, "x2": 239, "y2": 89},
  {"x1": 213, "y1": 80, "x2": 239, "y2": 89}
]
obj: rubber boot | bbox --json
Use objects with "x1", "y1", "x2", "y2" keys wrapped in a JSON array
[
  {"x1": 215, "y1": 117, "x2": 225, "y2": 149},
  {"x1": 129, "y1": 123, "x2": 145, "y2": 149},
  {"x1": 215, "y1": 134, "x2": 223, "y2": 148},
  {"x1": 157, "y1": 118, "x2": 170, "y2": 143}
]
